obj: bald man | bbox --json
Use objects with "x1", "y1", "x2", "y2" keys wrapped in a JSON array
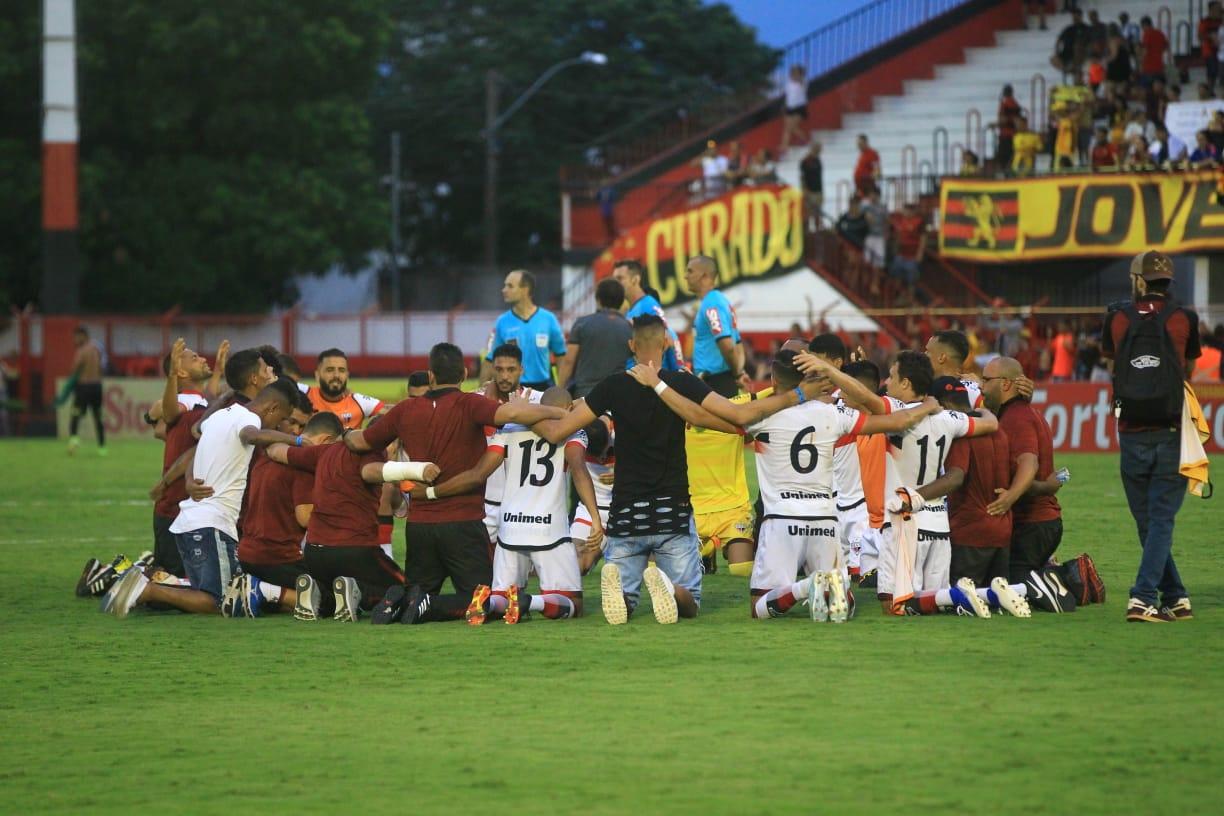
[
  {"x1": 980, "y1": 356, "x2": 1064, "y2": 586},
  {"x1": 684, "y1": 255, "x2": 748, "y2": 398}
]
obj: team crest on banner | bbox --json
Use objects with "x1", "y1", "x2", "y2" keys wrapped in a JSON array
[{"x1": 941, "y1": 189, "x2": 1018, "y2": 253}]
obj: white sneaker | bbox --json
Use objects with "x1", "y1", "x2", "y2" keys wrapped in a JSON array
[
  {"x1": 600, "y1": 563, "x2": 628, "y2": 625},
  {"x1": 110, "y1": 569, "x2": 149, "y2": 619},
  {"x1": 954, "y1": 578, "x2": 992, "y2": 619},
  {"x1": 332, "y1": 577, "x2": 361, "y2": 622},
  {"x1": 808, "y1": 572, "x2": 829, "y2": 622},
  {"x1": 991, "y1": 577, "x2": 1031, "y2": 618},
  {"x1": 825, "y1": 571, "x2": 849, "y2": 623},
  {"x1": 294, "y1": 574, "x2": 320, "y2": 621},
  {"x1": 643, "y1": 565, "x2": 678, "y2": 625}
]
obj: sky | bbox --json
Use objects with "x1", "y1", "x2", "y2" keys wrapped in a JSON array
[{"x1": 715, "y1": 0, "x2": 881, "y2": 49}]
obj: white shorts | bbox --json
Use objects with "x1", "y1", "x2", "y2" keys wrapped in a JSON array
[
  {"x1": 569, "y1": 503, "x2": 609, "y2": 545},
  {"x1": 837, "y1": 501, "x2": 868, "y2": 568},
  {"x1": 750, "y1": 517, "x2": 839, "y2": 592},
  {"x1": 492, "y1": 543, "x2": 582, "y2": 594},
  {"x1": 877, "y1": 525, "x2": 951, "y2": 595},
  {"x1": 483, "y1": 501, "x2": 500, "y2": 545}
]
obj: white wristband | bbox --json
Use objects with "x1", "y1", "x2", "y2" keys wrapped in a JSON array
[
  {"x1": 426, "y1": 486, "x2": 438, "y2": 500},
  {"x1": 382, "y1": 461, "x2": 434, "y2": 482},
  {"x1": 653, "y1": 381, "x2": 670, "y2": 395}
]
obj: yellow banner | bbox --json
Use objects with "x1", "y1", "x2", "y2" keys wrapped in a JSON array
[{"x1": 939, "y1": 171, "x2": 1224, "y2": 261}]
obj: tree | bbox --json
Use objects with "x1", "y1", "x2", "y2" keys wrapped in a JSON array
[
  {"x1": 370, "y1": 0, "x2": 777, "y2": 273},
  {"x1": 1, "y1": 1, "x2": 390, "y2": 313}
]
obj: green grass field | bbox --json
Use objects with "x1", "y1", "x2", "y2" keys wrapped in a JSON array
[{"x1": 1, "y1": 440, "x2": 1220, "y2": 814}]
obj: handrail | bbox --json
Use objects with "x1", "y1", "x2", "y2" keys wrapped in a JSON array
[
  {"x1": 965, "y1": 107, "x2": 982, "y2": 158},
  {"x1": 1029, "y1": 72, "x2": 1047, "y2": 134},
  {"x1": 933, "y1": 126, "x2": 950, "y2": 176},
  {"x1": 1190, "y1": 1, "x2": 1206, "y2": 50},
  {"x1": 1174, "y1": 19, "x2": 1192, "y2": 58},
  {"x1": 1157, "y1": 6, "x2": 1173, "y2": 44}
]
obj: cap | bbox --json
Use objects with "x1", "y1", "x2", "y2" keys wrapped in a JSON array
[
  {"x1": 1130, "y1": 250, "x2": 1173, "y2": 281},
  {"x1": 930, "y1": 376, "x2": 972, "y2": 412}
]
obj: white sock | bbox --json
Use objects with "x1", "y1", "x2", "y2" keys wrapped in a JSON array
[
  {"x1": 934, "y1": 588, "x2": 953, "y2": 607},
  {"x1": 257, "y1": 583, "x2": 282, "y2": 604},
  {"x1": 792, "y1": 577, "x2": 812, "y2": 600},
  {"x1": 528, "y1": 595, "x2": 544, "y2": 612},
  {"x1": 1010, "y1": 582, "x2": 1028, "y2": 597}
]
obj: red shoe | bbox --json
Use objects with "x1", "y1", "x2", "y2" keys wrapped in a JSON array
[
  {"x1": 504, "y1": 585, "x2": 521, "y2": 625},
  {"x1": 465, "y1": 584, "x2": 491, "y2": 626}
]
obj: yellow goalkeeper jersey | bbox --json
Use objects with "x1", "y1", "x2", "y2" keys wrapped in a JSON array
[{"x1": 685, "y1": 388, "x2": 772, "y2": 514}]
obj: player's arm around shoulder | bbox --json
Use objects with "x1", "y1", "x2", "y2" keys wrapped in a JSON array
[
  {"x1": 859, "y1": 396, "x2": 940, "y2": 434},
  {"x1": 967, "y1": 406, "x2": 998, "y2": 436}
]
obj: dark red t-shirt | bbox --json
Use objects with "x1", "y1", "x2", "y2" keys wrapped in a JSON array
[
  {"x1": 287, "y1": 442, "x2": 386, "y2": 547},
  {"x1": 1141, "y1": 27, "x2": 1168, "y2": 74},
  {"x1": 854, "y1": 148, "x2": 880, "y2": 183},
  {"x1": 155, "y1": 405, "x2": 208, "y2": 519},
  {"x1": 361, "y1": 388, "x2": 500, "y2": 523},
  {"x1": 893, "y1": 214, "x2": 925, "y2": 259},
  {"x1": 945, "y1": 432, "x2": 1012, "y2": 548},
  {"x1": 1101, "y1": 296, "x2": 1201, "y2": 431},
  {"x1": 238, "y1": 450, "x2": 315, "y2": 564},
  {"x1": 997, "y1": 399, "x2": 1060, "y2": 526}
]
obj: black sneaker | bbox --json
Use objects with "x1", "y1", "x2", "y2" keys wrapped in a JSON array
[
  {"x1": 371, "y1": 584, "x2": 407, "y2": 625},
  {"x1": 701, "y1": 555, "x2": 717, "y2": 574},
  {"x1": 857, "y1": 569, "x2": 878, "y2": 589},
  {"x1": 399, "y1": 585, "x2": 431, "y2": 625},
  {"x1": 75, "y1": 558, "x2": 103, "y2": 597}
]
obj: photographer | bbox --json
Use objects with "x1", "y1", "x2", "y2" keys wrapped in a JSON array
[{"x1": 1102, "y1": 252, "x2": 1202, "y2": 623}]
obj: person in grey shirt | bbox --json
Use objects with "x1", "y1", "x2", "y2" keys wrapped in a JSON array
[{"x1": 556, "y1": 278, "x2": 633, "y2": 398}]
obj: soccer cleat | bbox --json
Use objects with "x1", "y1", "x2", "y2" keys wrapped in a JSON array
[
  {"x1": 846, "y1": 588, "x2": 857, "y2": 620},
  {"x1": 464, "y1": 585, "x2": 491, "y2": 626},
  {"x1": 399, "y1": 585, "x2": 431, "y2": 625},
  {"x1": 87, "y1": 554, "x2": 132, "y2": 597},
  {"x1": 75, "y1": 558, "x2": 103, "y2": 597},
  {"x1": 332, "y1": 577, "x2": 362, "y2": 622},
  {"x1": 951, "y1": 578, "x2": 991, "y2": 618},
  {"x1": 220, "y1": 575, "x2": 245, "y2": 618},
  {"x1": 857, "y1": 568, "x2": 878, "y2": 589},
  {"x1": 109, "y1": 569, "x2": 149, "y2": 619},
  {"x1": 990, "y1": 577, "x2": 1031, "y2": 618},
  {"x1": 67, "y1": 436, "x2": 80, "y2": 456},
  {"x1": 600, "y1": 563, "x2": 628, "y2": 625},
  {"x1": 1023, "y1": 570, "x2": 1062, "y2": 613},
  {"x1": 807, "y1": 572, "x2": 829, "y2": 622},
  {"x1": 294, "y1": 574, "x2": 321, "y2": 621},
  {"x1": 504, "y1": 585, "x2": 522, "y2": 625},
  {"x1": 371, "y1": 584, "x2": 407, "y2": 625},
  {"x1": 825, "y1": 571, "x2": 849, "y2": 623},
  {"x1": 1126, "y1": 598, "x2": 1173, "y2": 623},
  {"x1": 1162, "y1": 598, "x2": 1193, "y2": 620},
  {"x1": 643, "y1": 565, "x2": 678, "y2": 624},
  {"x1": 237, "y1": 575, "x2": 264, "y2": 618},
  {"x1": 134, "y1": 551, "x2": 154, "y2": 571}
]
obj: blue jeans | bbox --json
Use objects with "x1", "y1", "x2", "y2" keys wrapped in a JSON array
[
  {"x1": 1119, "y1": 430, "x2": 1187, "y2": 605},
  {"x1": 175, "y1": 528, "x2": 240, "y2": 604},
  {"x1": 604, "y1": 525, "x2": 703, "y2": 612}
]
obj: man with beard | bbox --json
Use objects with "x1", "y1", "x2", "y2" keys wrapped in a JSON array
[
  {"x1": 306, "y1": 348, "x2": 385, "y2": 430},
  {"x1": 482, "y1": 344, "x2": 544, "y2": 546}
]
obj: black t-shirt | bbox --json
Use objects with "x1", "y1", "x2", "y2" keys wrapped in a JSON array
[
  {"x1": 800, "y1": 155, "x2": 823, "y2": 193},
  {"x1": 1057, "y1": 22, "x2": 1089, "y2": 60},
  {"x1": 584, "y1": 369, "x2": 712, "y2": 536}
]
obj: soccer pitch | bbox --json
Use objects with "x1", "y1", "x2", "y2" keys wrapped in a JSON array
[{"x1": 1, "y1": 440, "x2": 1220, "y2": 814}]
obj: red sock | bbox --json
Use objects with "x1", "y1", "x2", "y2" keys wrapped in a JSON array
[{"x1": 377, "y1": 515, "x2": 393, "y2": 546}]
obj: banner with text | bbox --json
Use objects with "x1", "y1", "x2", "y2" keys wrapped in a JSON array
[
  {"x1": 939, "y1": 171, "x2": 1224, "y2": 262},
  {"x1": 592, "y1": 184, "x2": 804, "y2": 307},
  {"x1": 1032, "y1": 382, "x2": 1224, "y2": 453},
  {"x1": 55, "y1": 378, "x2": 165, "y2": 441}
]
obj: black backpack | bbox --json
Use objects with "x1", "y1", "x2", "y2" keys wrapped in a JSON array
[{"x1": 1111, "y1": 302, "x2": 1185, "y2": 424}]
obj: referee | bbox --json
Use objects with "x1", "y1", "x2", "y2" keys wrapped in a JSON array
[{"x1": 684, "y1": 255, "x2": 747, "y2": 398}]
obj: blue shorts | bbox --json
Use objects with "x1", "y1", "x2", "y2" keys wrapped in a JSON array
[{"x1": 174, "y1": 528, "x2": 240, "y2": 604}]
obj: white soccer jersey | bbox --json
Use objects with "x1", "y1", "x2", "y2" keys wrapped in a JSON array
[
  {"x1": 170, "y1": 404, "x2": 259, "y2": 541},
  {"x1": 961, "y1": 378, "x2": 984, "y2": 410},
  {"x1": 831, "y1": 398, "x2": 864, "y2": 509},
  {"x1": 748, "y1": 401, "x2": 865, "y2": 521},
  {"x1": 881, "y1": 396, "x2": 975, "y2": 533},
  {"x1": 573, "y1": 426, "x2": 614, "y2": 510},
  {"x1": 177, "y1": 390, "x2": 208, "y2": 411},
  {"x1": 483, "y1": 387, "x2": 544, "y2": 507},
  {"x1": 487, "y1": 424, "x2": 575, "y2": 551}
]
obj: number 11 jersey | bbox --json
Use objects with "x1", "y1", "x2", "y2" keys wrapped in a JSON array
[
  {"x1": 487, "y1": 425, "x2": 581, "y2": 551},
  {"x1": 881, "y1": 396, "x2": 975, "y2": 534}
]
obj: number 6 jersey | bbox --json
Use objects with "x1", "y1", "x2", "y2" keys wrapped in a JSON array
[
  {"x1": 487, "y1": 424, "x2": 583, "y2": 551},
  {"x1": 747, "y1": 401, "x2": 866, "y2": 521}
]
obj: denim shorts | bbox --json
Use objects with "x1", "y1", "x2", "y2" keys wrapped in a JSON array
[
  {"x1": 604, "y1": 523, "x2": 702, "y2": 612},
  {"x1": 175, "y1": 528, "x2": 240, "y2": 604}
]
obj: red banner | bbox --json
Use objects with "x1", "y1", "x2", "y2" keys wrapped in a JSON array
[{"x1": 1031, "y1": 382, "x2": 1224, "y2": 453}]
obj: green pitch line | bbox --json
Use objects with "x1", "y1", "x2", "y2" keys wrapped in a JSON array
[{"x1": 0, "y1": 441, "x2": 1219, "y2": 813}]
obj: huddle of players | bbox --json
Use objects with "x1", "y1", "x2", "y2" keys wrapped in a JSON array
[{"x1": 84, "y1": 321, "x2": 1088, "y2": 626}]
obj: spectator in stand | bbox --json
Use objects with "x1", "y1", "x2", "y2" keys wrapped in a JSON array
[
  {"x1": 1011, "y1": 116, "x2": 1042, "y2": 175},
  {"x1": 596, "y1": 180, "x2": 616, "y2": 244},
  {"x1": 862, "y1": 189, "x2": 888, "y2": 271},
  {"x1": 1119, "y1": 12, "x2": 1141, "y2": 48},
  {"x1": 694, "y1": 140, "x2": 728, "y2": 200},
  {"x1": 1123, "y1": 108, "x2": 1156, "y2": 143},
  {"x1": 1051, "y1": 8, "x2": 1089, "y2": 78},
  {"x1": 1208, "y1": 111, "x2": 1224, "y2": 154},
  {"x1": 1024, "y1": 0, "x2": 1047, "y2": 31},
  {"x1": 836, "y1": 197, "x2": 869, "y2": 251},
  {"x1": 1190, "y1": 130, "x2": 1220, "y2": 167},
  {"x1": 959, "y1": 149, "x2": 981, "y2": 176},
  {"x1": 1137, "y1": 16, "x2": 1169, "y2": 87},
  {"x1": 1122, "y1": 135, "x2": 1152, "y2": 170},
  {"x1": 889, "y1": 201, "x2": 926, "y2": 297},
  {"x1": 1146, "y1": 77, "x2": 1169, "y2": 126},
  {"x1": 1201, "y1": 2, "x2": 1223, "y2": 90},
  {"x1": 800, "y1": 141, "x2": 823, "y2": 231},
  {"x1": 1198, "y1": 82, "x2": 1217, "y2": 101},
  {"x1": 1053, "y1": 103, "x2": 1079, "y2": 170},
  {"x1": 996, "y1": 84, "x2": 1023, "y2": 170},
  {"x1": 747, "y1": 148, "x2": 778, "y2": 185},
  {"x1": 1149, "y1": 124, "x2": 1187, "y2": 168},
  {"x1": 1050, "y1": 322, "x2": 1076, "y2": 382},
  {"x1": 1091, "y1": 125, "x2": 1120, "y2": 170},
  {"x1": 853, "y1": 134, "x2": 881, "y2": 196},
  {"x1": 724, "y1": 141, "x2": 747, "y2": 187},
  {"x1": 1105, "y1": 29, "x2": 1134, "y2": 89},
  {"x1": 780, "y1": 65, "x2": 808, "y2": 153},
  {"x1": 1086, "y1": 9, "x2": 1108, "y2": 59},
  {"x1": 556, "y1": 278, "x2": 633, "y2": 399},
  {"x1": 1086, "y1": 58, "x2": 1105, "y2": 92}
]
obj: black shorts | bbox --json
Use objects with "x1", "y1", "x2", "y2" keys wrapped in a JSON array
[
  {"x1": 785, "y1": 104, "x2": 806, "y2": 120},
  {"x1": 1009, "y1": 518, "x2": 1063, "y2": 583},
  {"x1": 950, "y1": 543, "x2": 1009, "y2": 587},
  {"x1": 153, "y1": 513, "x2": 186, "y2": 578},
  {"x1": 240, "y1": 559, "x2": 306, "y2": 590},
  {"x1": 404, "y1": 519, "x2": 492, "y2": 597},
  {"x1": 303, "y1": 543, "x2": 406, "y2": 613},
  {"x1": 74, "y1": 382, "x2": 102, "y2": 411},
  {"x1": 699, "y1": 370, "x2": 739, "y2": 399}
]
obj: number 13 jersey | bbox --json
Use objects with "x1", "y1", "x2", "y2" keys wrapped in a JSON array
[
  {"x1": 747, "y1": 401, "x2": 865, "y2": 521},
  {"x1": 487, "y1": 425, "x2": 581, "y2": 551}
]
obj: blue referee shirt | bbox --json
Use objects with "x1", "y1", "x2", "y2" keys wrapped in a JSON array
[
  {"x1": 692, "y1": 289, "x2": 740, "y2": 375},
  {"x1": 486, "y1": 306, "x2": 566, "y2": 384},
  {"x1": 624, "y1": 293, "x2": 683, "y2": 371}
]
